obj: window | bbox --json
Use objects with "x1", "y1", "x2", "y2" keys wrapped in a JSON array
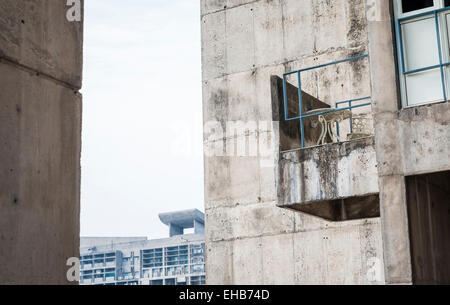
[
  {"x1": 190, "y1": 264, "x2": 205, "y2": 274},
  {"x1": 395, "y1": 0, "x2": 450, "y2": 107},
  {"x1": 401, "y1": 0, "x2": 434, "y2": 13},
  {"x1": 190, "y1": 276, "x2": 206, "y2": 285}
]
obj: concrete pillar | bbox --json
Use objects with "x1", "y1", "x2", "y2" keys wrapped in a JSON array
[
  {"x1": 169, "y1": 224, "x2": 184, "y2": 237},
  {"x1": 0, "y1": 0, "x2": 83, "y2": 284},
  {"x1": 365, "y1": 0, "x2": 413, "y2": 284},
  {"x1": 194, "y1": 219, "x2": 205, "y2": 235}
]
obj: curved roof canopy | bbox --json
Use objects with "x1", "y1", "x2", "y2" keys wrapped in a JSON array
[{"x1": 158, "y1": 209, "x2": 204, "y2": 229}]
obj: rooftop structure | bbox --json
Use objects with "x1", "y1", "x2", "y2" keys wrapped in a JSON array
[{"x1": 159, "y1": 209, "x2": 205, "y2": 237}]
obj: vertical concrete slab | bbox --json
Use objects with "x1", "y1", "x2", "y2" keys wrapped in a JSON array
[
  {"x1": 378, "y1": 175, "x2": 412, "y2": 283},
  {"x1": 0, "y1": 0, "x2": 83, "y2": 284},
  {"x1": 326, "y1": 224, "x2": 372, "y2": 285},
  {"x1": 293, "y1": 230, "x2": 328, "y2": 284},
  {"x1": 201, "y1": 11, "x2": 227, "y2": 81},
  {"x1": 205, "y1": 240, "x2": 234, "y2": 284},
  {"x1": 314, "y1": 0, "x2": 348, "y2": 52},
  {"x1": 0, "y1": 62, "x2": 82, "y2": 284},
  {"x1": 261, "y1": 233, "x2": 295, "y2": 284},
  {"x1": 253, "y1": 0, "x2": 284, "y2": 68},
  {"x1": 281, "y1": 0, "x2": 314, "y2": 61},
  {"x1": 232, "y1": 237, "x2": 263, "y2": 284},
  {"x1": 225, "y1": 4, "x2": 256, "y2": 74}
]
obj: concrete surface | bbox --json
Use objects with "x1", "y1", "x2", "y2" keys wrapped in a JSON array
[
  {"x1": 366, "y1": 0, "x2": 450, "y2": 284},
  {"x1": 0, "y1": 0, "x2": 83, "y2": 284},
  {"x1": 202, "y1": 0, "x2": 385, "y2": 285},
  {"x1": 276, "y1": 137, "x2": 379, "y2": 209},
  {"x1": 0, "y1": 0, "x2": 83, "y2": 88}
]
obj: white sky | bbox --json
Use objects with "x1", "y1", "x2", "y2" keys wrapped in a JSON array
[{"x1": 80, "y1": 0, "x2": 204, "y2": 239}]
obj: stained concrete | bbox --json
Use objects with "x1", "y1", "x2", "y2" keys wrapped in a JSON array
[
  {"x1": 276, "y1": 137, "x2": 379, "y2": 208},
  {"x1": 0, "y1": 0, "x2": 83, "y2": 88},
  {"x1": 366, "y1": 0, "x2": 450, "y2": 284},
  {"x1": 202, "y1": 0, "x2": 385, "y2": 285},
  {"x1": 203, "y1": 0, "x2": 449, "y2": 286},
  {"x1": 0, "y1": 1, "x2": 83, "y2": 284}
]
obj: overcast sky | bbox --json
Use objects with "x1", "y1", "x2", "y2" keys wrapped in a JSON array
[{"x1": 80, "y1": 0, "x2": 204, "y2": 239}]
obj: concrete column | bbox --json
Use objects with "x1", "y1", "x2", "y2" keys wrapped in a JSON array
[
  {"x1": 194, "y1": 219, "x2": 205, "y2": 235},
  {"x1": 365, "y1": 0, "x2": 413, "y2": 284},
  {"x1": 169, "y1": 224, "x2": 184, "y2": 237},
  {"x1": 0, "y1": 0, "x2": 83, "y2": 284}
]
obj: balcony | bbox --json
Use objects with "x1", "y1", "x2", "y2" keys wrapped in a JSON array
[
  {"x1": 276, "y1": 137, "x2": 379, "y2": 220},
  {"x1": 271, "y1": 56, "x2": 380, "y2": 221}
]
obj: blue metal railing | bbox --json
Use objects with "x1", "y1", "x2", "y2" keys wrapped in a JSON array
[
  {"x1": 282, "y1": 55, "x2": 372, "y2": 148},
  {"x1": 397, "y1": 7, "x2": 450, "y2": 103},
  {"x1": 334, "y1": 96, "x2": 372, "y2": 138}
]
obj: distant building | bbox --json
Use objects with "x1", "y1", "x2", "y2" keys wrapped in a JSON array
[{"x1": 80, "y1": 209, "x2": 205, "y2": 285}]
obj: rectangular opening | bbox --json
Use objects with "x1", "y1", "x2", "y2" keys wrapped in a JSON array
[
  {"x1": 406, "y1": 171, "x2": 450, "y2": 285},
  {"x1": 274, "y1": 54, "x2": 373, "y2": 150},
  {"x1": 402, "y1": 0, "x2": 434, "y2": 13},
  {"x1": 271, "y1": 76, "x2": 332, "y2": 151}
]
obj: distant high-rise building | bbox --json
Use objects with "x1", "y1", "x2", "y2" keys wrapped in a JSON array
[{"x1": 79, "y1": 209, "x2": 205, "y2": 285}]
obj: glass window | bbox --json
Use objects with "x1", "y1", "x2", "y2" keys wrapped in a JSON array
[
  {"x1": 395, "y1": 1, "x2": 450, "y2": 107},
  {"x1": 190, "y1": 276, "x2": 206, "y2": 285},
  {"x1": 402, "y1": 0, "x2": 434, "y2": 13},
  {"x1": 402, "y1": 18, "x2": 439, "y2": 71},
  {"x1": 191, "y1": 264, "x2": 205, "y2": 274}
]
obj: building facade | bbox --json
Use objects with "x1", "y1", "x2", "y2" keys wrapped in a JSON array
[
  {"x1": 80, "y1": 210, "x2": 206, "y2": 285},
  {"x1": 201, "y1": 0, "x2": 450, "y2": 285}
]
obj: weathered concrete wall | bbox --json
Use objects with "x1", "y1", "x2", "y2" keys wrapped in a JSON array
[
  {"x1": 366, "y1": 0, "x2": 450, "y2": 284},
  {"x1": 202, "y1": 0, "x2": 384, "y2": 284},
  {"x1": 0, "y1": 0, "x2": 83, "y2": 284},
  {"x1": 277, "y1": 137, "x2": 378, "y2": 206}
]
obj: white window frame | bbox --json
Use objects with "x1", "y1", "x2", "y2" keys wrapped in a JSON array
[{"x1": 394, "y1": 0, "x2": 450, "y2": 108}]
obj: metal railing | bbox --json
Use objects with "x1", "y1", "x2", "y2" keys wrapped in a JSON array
[
  {"x1": 282, "y1": 55, "x2": 372, "y2": 148},
  {"x1": 397, "y1": 7, "x2": 450, "y2": 102},
  {"x1": 334, "y1": 96, "x2": 371, "y2": 138}
]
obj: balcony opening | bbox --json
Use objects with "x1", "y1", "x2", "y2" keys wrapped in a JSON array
[
  {"x1": 406, "y1": 170, "x2": 450, "y2": 285},
  {"x1": 271, "y1": 56, "x2": 379, "y2": 221},
  {"x1": 271, "y1": 55, "x2": 374, "y2": 152}
]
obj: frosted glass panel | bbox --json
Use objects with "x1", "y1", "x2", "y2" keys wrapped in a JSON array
[
  {"x1": 405, "y1": 69, "x2": 443, "y2": 105},
  {"x1": 402, "y1": 17, "x2": 439, "y2": 71},
  {"x1": 447, "y1": 14, "x2": 450, "y2": 57}
]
